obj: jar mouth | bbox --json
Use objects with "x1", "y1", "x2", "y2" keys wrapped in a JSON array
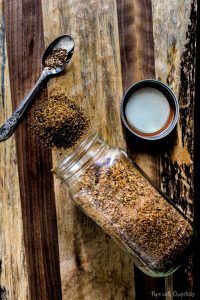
[{"x1": 53, "y1": 132, "x2": 106, "y2": 182}]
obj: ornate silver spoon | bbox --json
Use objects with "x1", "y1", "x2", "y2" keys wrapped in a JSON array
[{"x1": 0, "y1": 34, "x2": 74, "y2": 142}]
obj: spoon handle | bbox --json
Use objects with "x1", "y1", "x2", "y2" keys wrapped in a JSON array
[{"x1": 0, "y1": 70, "x2": 49, "y2": 142}]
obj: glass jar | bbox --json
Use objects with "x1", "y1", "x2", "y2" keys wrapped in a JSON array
[{"x1": 54, "y1": 133, "x2": 194, "y2": 277}]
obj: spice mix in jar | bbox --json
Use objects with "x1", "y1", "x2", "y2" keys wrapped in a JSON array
[{"x1": 54, "y1": 133, "x2": 194, "y2": 277}]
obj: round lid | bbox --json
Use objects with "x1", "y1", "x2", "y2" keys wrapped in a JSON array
[{"x1": 121, "y1": 80, "x2": 179, "y2": 141}]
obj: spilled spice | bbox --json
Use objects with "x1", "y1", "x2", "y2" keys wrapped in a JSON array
[
  {"x1": 44, "y1": 48, "x2": 68, "y2": 69},
  {"x1": 73, "y1": 154, "x2": 193, "y2": 274},
  {"x1": 31, "y1": 93, "x2": 89, "y2": 148}
]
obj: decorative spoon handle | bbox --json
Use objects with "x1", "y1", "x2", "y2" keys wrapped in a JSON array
[{"x1": 0, "y1": 70, "x2": 49, "y2": 142}]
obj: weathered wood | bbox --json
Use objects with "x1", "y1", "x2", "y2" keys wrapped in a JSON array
[
  {"x1": 3, "y1": 0, "x2": 62, "y2": 299},
  {"x1": 116, "y1": 0, "x2": 160, "y2": 180},
  {"x1": 152, "y1": 0, "x2": 195, "y2": 221},
  {"x1": 42, "y1": 0, "x2": 134, "y2": 299},
  {"x1": 193, "y1": 1, "x2": 200, "y2": 298},
  {"x1": 0, "y1": 2, "x2": 29, "y2": 299},
  {"x1": 116, "y1": 1, "x2": 166, "y2": 299},
  {"x1": 152, "y1": 0, "x2": 197, "y2": 298},
  {"x1": 117, "y1": 1, "x2": 197, "y2": 300},
  {"x1": 41, "y1": 0, "x2": 135, "y2": 299}
]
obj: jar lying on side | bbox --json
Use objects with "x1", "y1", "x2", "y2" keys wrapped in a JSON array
[{"x1": 54, "y1": 133, "x2": 194, "y2": 277}]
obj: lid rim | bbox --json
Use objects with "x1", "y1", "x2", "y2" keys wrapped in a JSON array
[{"x1": 121, "y1": 79, "x2": 179, "y2": 141}]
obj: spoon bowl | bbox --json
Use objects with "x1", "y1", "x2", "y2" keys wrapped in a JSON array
[{"x1": 42, "y1": 34, "x2": 75, "y2": 74}]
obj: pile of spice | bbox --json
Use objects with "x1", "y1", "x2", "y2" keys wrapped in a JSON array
[
  {"x1": 31, "y1": 94, "x2": 89, "y2": 148},
  {"x1": 73, "y1": 154, "x2": 193, "y2": 274},
  {"x1": 44, "y1": 48, "x2": 68, "y2": 69}
]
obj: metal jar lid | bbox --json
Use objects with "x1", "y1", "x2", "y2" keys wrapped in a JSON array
[{"x1": 121, "y1": 79, "x2": 179, "y2": 141}]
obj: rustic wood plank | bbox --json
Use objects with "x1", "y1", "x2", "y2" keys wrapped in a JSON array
[
  {"x1": 41, "y1": 0, "x2": 135, "y2": 299},
  {"x1": 3, "y1": 0, "x2": 62, "y2": 299},
  {"x1": 116, "y1": 1, "x2": 165, "y2": 299},
  {"x1": 193, "y1": 1, "x2": 200, "y2": 297},
  {"x1": 0, "y1": 2, "x2": 29, "y2": 299},
  {"x1": 152, "y1": 0, "x2": 197, "y2": 298},
  {"x1": 116, "y1": 0, "x2": 160, "y2": 180},
  {"x1": 152, "y1": 0, "x2": 195, "y2": 224}
]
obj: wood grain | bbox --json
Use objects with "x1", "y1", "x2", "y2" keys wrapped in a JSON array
[
  {"x1": 116, "y1": 1, "x2": 166, "y2": 299},
  {"x1": 116, "y1": 0, "x2": 160, "y2": 181},
  {"x1": 3, "y1": 0, "x2": 62, "y2": 299},
  {"x1": 41, "y1": 0, "x2": 135, "y2": 299},
  {"x1": 152, "y1": 0, "x2": 197, "y2": 298},
  {"x1": 152, "y1": 0, "x2": 195, "y2": 217},
  {"x1": 0, "y1": 2, "x2": 29, "y2": 299},
  {"x1": 117, "y1": 0, "x2": 196, "y2": 299},
  {"x1": 193, "y1": 0, "x2": 200, "y2": 297}
]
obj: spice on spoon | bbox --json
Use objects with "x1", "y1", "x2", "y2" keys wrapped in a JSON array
[{"x1": 44, "y1": 48, "x2": 68, "y2": 69}]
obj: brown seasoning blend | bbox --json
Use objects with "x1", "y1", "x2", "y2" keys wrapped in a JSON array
[
  {"x1": 44, "y1": 48, "x2": 68, "y2": 69},
  {"x1": 31, "y1": 93, "x2": 90, "y2": 148}
]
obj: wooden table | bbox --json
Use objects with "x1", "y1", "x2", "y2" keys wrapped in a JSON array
[{"x1": 0, "y1": 0, "x2": 198, "y2": 299}]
